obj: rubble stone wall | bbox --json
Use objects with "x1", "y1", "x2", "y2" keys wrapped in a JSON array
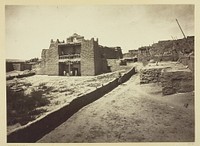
[
  {"x1": 160, "y1": 68, "x2": 194, "y2": 95},
  {"x1": 140, "y1": 66, "x2": 169, "y2": 84}
]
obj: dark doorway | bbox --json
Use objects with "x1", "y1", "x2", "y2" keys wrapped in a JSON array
[{"x1": 72, "y1": 68, "x2": 78, "y2": 76}]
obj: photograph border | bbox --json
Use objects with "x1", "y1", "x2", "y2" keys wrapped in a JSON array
[{"x1": 1, "y1": 0, "x2": 200, "y2": 145}]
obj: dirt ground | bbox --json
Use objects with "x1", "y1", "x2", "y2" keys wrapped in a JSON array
[
  {"x1": 7, "y1": 66, "x2": 132, "y2": 133},
  {"x1": 37, "y1": 66, "x2": 194, "y2": 142}
]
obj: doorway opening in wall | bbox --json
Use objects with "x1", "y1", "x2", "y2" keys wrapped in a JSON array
[
  {"x1": 59, "y1": 62, "x2": 81, "y2": 76},
  {"x1": 72, "y1": 68, "x2": 79, "y2": 76},
  {"x1": 107, "y1": 66, "x2": 111, "y2": 72}
]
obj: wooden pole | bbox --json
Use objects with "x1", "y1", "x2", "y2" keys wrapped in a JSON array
[{"x1": 176, "y1": 19, "x2": 186, "y2": 39}]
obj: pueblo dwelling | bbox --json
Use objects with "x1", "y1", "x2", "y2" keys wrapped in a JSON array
[{"x1": 38, "y1": 33, "x2": 123, "y2": 76}]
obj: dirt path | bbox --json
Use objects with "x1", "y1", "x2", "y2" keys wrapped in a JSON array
[{"x1": 37, "y1": 72, "x2": 194, "y2": 142}]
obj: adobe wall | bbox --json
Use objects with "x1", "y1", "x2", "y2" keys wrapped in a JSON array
[
  {"x1": 93, "y1": 40, "x2": 104, "y2": 75},
  {"x1": 6, "y1": 62, "x2": 32, "y2": 72},
  {"x1": 107, "y1": 59, "x2": 121, "y2": 72},
  {"x1": 40, "y1": 42, "x2": 59, "y2": 76},
  {"x1": 6, "y1": 62, "x2": 14, "y2": 72},
  {"x1": 137, "y1": 36, "x2": 194, "y2": 63},
  {"x1": 58, "y1": 44, "x2": 81, "y2": 55},
  {"x1": 37, "y1": 49, "x2": 48, "y2": 74},
  {"x1": 12, "y1": 63, "x2": 23, "y2": 71},
  {"x1": 138, "y1": 46, "x2": 151, "y2": 62},
  {"x1": 129, "y1": 50, "x2": 138, "y2": 56},
  {"x1": 123, "y1": 50, "x2": 138, "y2": 58},
  {"x1": 101, "y1": 46, "x2": 123, "y2": 59},
  {"x1": 46, "y1": 43, "x2": 59, "y2": 75},
  {"x1": 81, "y1": 39, "x2": 96, "y2": 76}
]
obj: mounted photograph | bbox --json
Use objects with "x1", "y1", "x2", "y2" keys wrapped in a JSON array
[{"x1": 5, "y1": 5, "x2": 194, "y2": 143}]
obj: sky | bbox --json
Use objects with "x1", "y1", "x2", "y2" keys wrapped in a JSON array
[{"x1": 5, "y1": 5, "x2": 194, "y2": 60}]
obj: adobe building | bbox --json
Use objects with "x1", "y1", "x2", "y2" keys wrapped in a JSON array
[
  {"x1": 38, "y1": 33, "x2": 123, "y2": 76},
  {"x1": 123, "y1": 49, "x2": 138, "y2": 62},
  {"x1": 6, "y1": 59, "x2": 32, "y2": 72},
  {"x1": 138, "y1": 36, "x2": 194, "y2": 63}
]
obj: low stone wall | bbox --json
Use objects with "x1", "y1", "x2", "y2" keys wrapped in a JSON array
[
  {"x1": 160, "y1": 68, "x2": 194, "y2": 95},
  {"x1": 140, "y1": 66, "x2": 169, "y2": 84},
  {"x1": 7, "y1": 67, "x2": 136, "y2": 143}
]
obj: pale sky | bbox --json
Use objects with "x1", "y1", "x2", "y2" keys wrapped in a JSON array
[{"x1": 5, "y1": 5, "x2": 194, "y2": 60}]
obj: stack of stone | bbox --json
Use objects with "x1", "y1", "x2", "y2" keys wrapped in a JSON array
[
  {"x1": 160, "y1": 68, "x2": 194, "y2": 95},
  {"x1": 140, "y1": 66, "x2": 169, "y2": 84}
]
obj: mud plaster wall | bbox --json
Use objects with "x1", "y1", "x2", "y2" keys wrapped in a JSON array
[
  {"x1": 45, "y1": 43, "x2": 59, "y2": 75},
  {"x1": 37, "y1": 49, "x2": 48, "y2": 74},
  {"x1": 81, "y1": 39, "x2": 96, "y2": 76},
  {"x1": 93, "y1": 40, "x2": 104, "y2": 75},
  {"x1": 138, "y1": 47, "x2": 151, "y2": 62},
  {"x1": 101, "y1": 47, "x2": 123, "y2": 59},
  {"x1": 6, "y1": 62, "x2": 32, "y2": 72},
  {"x1": 123, "y1": 50, "x2": 138, "y2": 58},
  {"x1": 58, "y1": 44, "x2": 81, "y2": 55},
  {"x1": 107, "y1": 59, "x2": 121, "y2": 72},
  {"x1": 6, "y1": 62, "x2": 14, "y2": 72}
]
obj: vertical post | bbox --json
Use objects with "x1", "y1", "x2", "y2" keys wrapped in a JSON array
[
  {"x1": 176, "y1": 19, "x2": 186, "y2": 39},
  {"x1": 68, "y1": 62, "x2": 71, "y2": 76}
]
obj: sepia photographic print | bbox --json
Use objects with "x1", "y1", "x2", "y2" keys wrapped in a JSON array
[{"x1": 2, "y1": 2, "x2": 199, "y2": 145}]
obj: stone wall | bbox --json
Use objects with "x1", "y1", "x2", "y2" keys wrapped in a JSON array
[
  {"x1": 140, "y1": 66, "x2": 169, "y2": 84},
  {"x1": 160, "y1": 68, "x2": 194, "y2": 95}
]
